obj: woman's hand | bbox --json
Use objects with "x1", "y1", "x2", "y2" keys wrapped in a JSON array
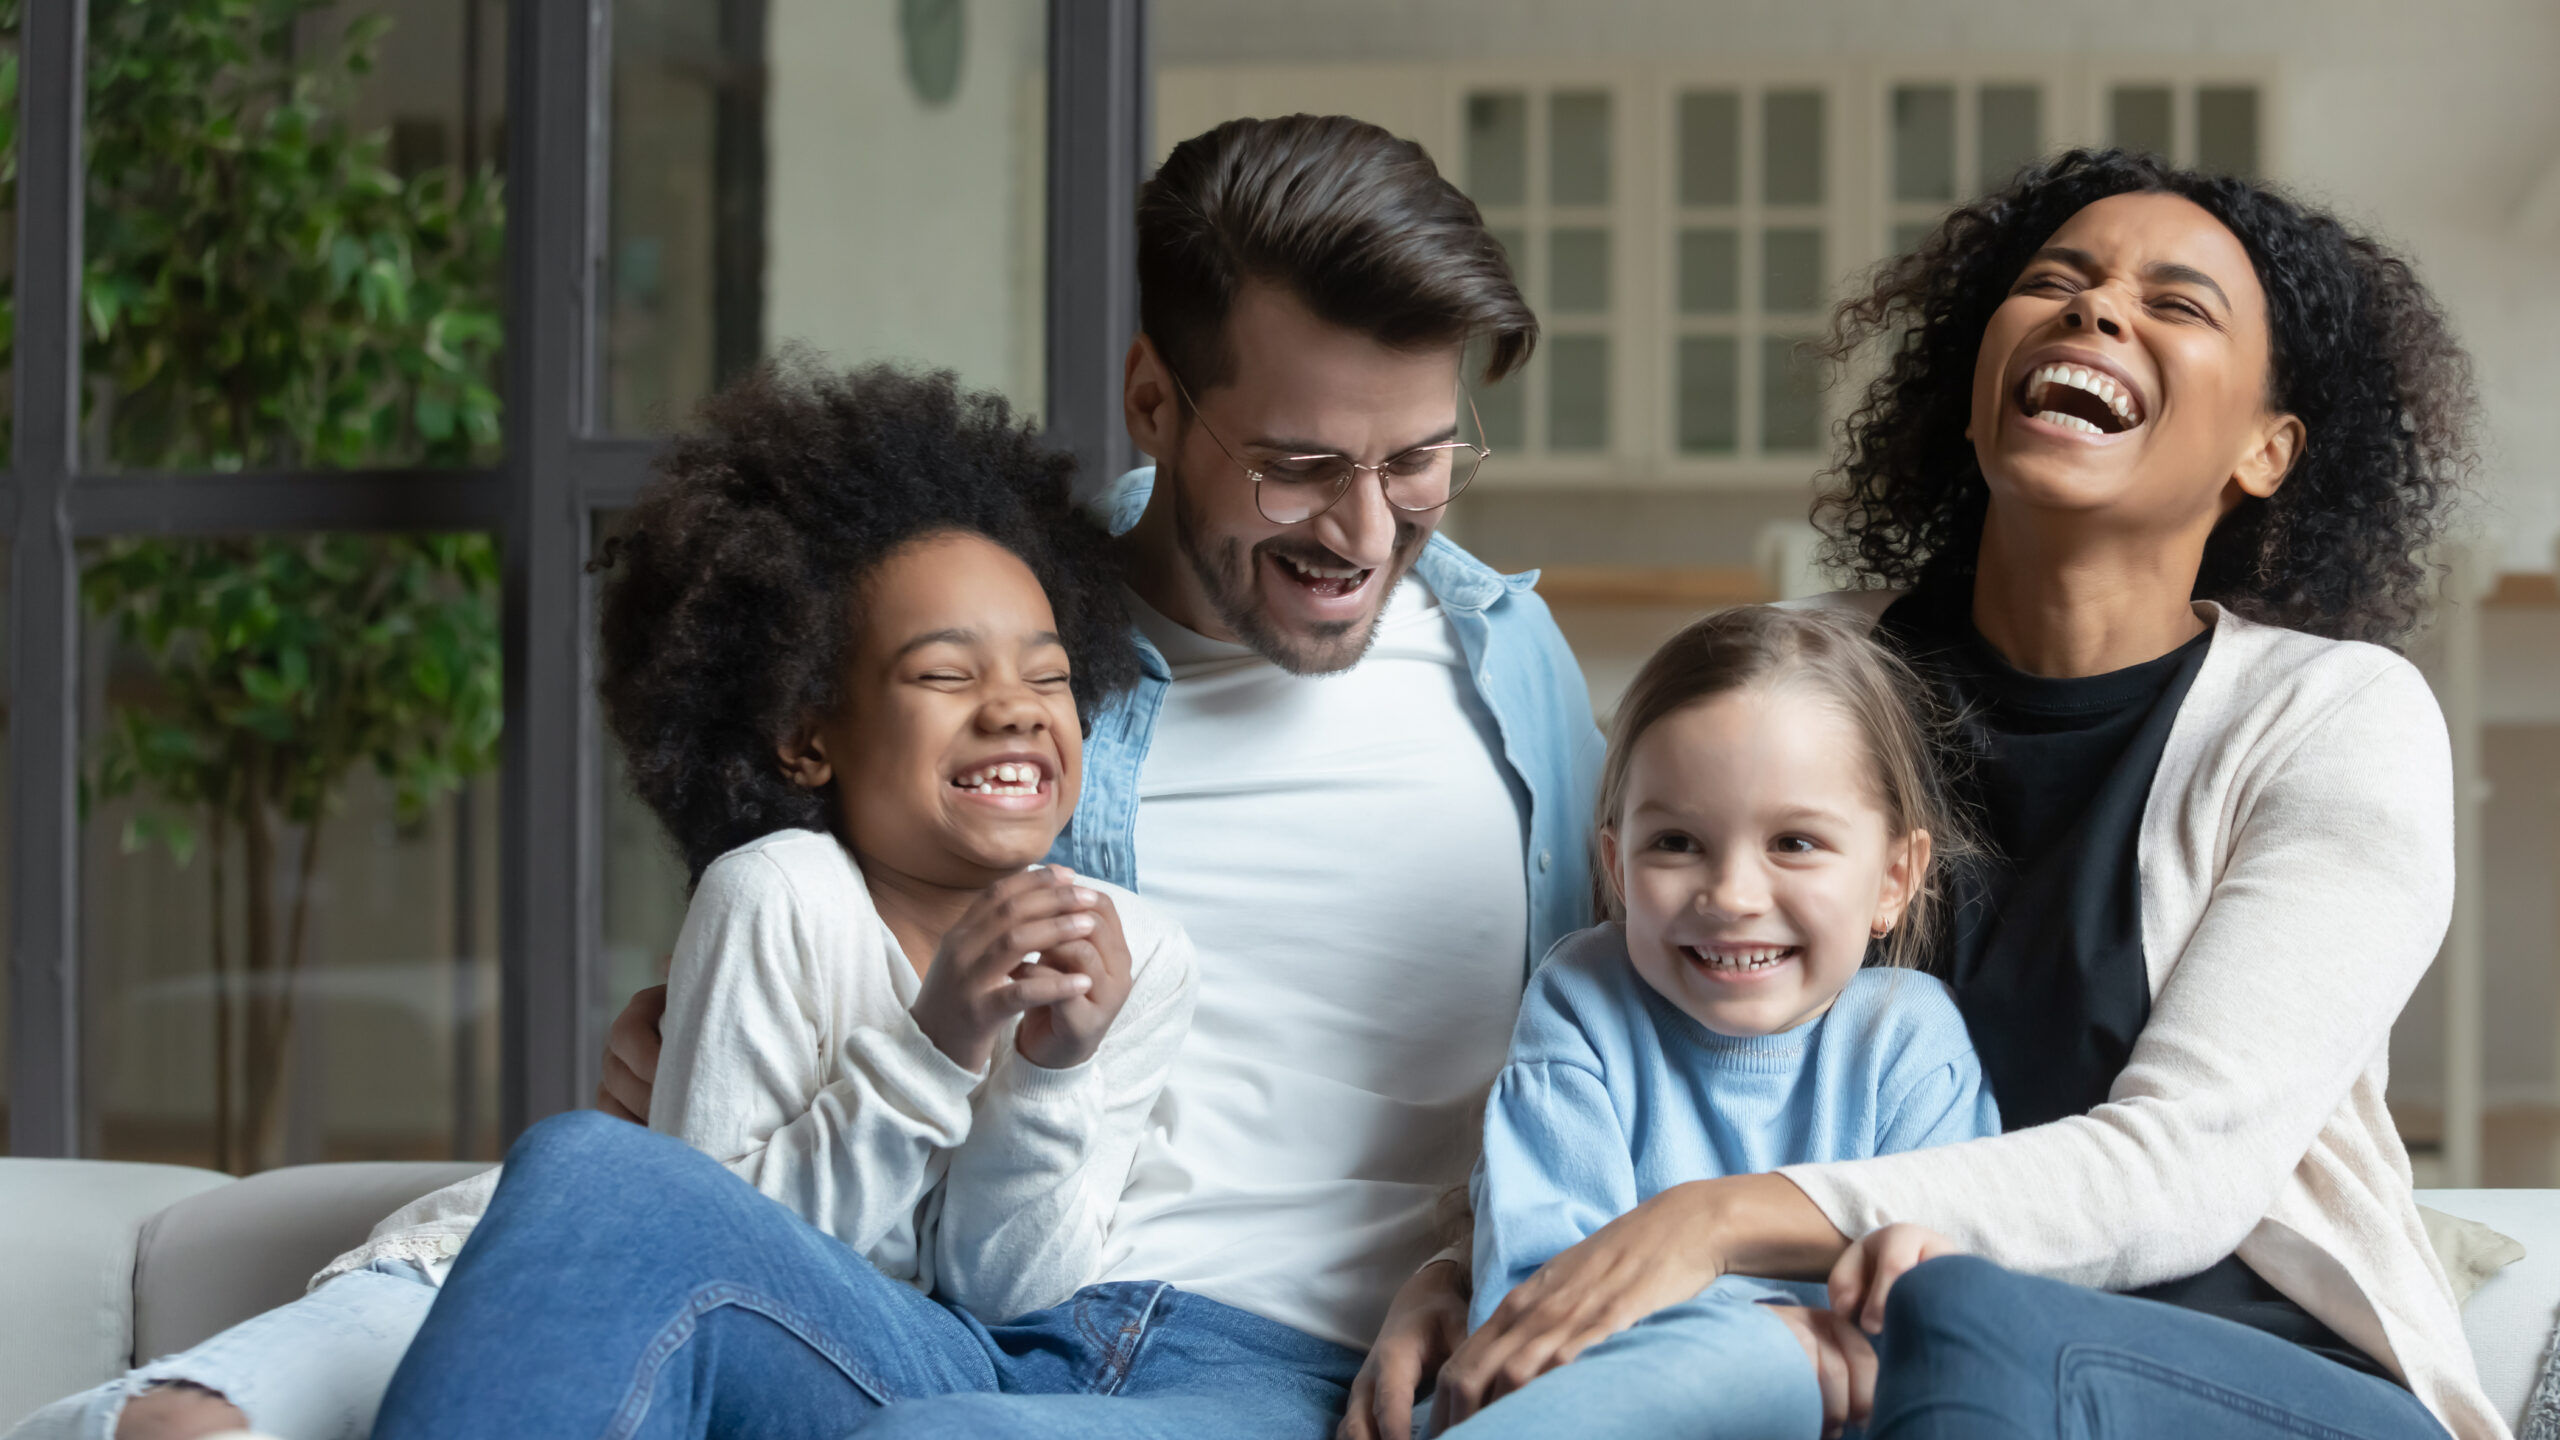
[
  {"x1": 1336, "y1": 1258, "x2": 1469, "y2": 1440},
  {"x1": 910, "y1": 867, "x2": 1104, "y2": 1072},
  {"x1": 1432, "y1": 1184, "x2": 1725, "y2": 1425},
  {"x1": 1013, "y1": 879, "x2": 1136, "y2": 1070},
  {"x1": 1764, "y1": 1305, "x2": 1877, "y2": 1439},
  {"x1": 1827, "y1": 1222, "x2": 1965, "y2": 1335}
]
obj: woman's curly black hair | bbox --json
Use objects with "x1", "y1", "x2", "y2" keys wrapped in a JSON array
[
  {"x1": 1814, "y1": 148, "x2": 2477, "y2": 645},
  {"x1": 594, "y1": 359, "x2": 1139, "y2": 883}
]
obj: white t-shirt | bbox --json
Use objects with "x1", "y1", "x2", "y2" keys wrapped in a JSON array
[{"x1": 1098, "y1": 576, "x2": 1530, "y2": 1348}]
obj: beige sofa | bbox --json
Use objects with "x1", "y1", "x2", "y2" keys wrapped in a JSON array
[{"x1": 2, "y1": 1159, "x2": 2555, "y2": 1432}]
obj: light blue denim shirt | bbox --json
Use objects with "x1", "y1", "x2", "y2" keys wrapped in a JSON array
[{"x1": 1046, "y1": 466, "x2": 1605, "y2": 976}]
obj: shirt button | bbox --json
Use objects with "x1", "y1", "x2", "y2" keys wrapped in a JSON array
[{"x1": 1538, "y1": 849, "x2": 1552, "y2": 872}]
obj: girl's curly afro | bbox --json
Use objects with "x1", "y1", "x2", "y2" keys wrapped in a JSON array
[
  {"x1": 1814, "y1": 148, "x2": 2477, "y2": 645},
  {"x1": 595, "y1": 359, "x2": 1138, "y2": 883}
]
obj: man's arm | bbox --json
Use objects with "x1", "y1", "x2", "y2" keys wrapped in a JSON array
[
  {"x1": 1338, "y1": 1254, "x2": 1470, "y2": 1440},
  {"x1": 596, "y1": 983, "x2": 666, "y2": 1122}
]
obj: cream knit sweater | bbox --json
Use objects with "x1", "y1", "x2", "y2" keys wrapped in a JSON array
[{"x1": 1780, "y1": 593, "x2": 2501, "y2": 1440}]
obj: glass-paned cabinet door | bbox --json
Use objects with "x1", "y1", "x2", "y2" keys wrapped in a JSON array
[
  {"x1": 1884, "y1": 78, "x2": 2049, "y2": 256},
  {"x1": 1669, "y1": 81, "x2": 1834, "y2": 462},
  {"x1": 2105, "y1": 79, "x2": 2262, "y2": 178},
  {"x1": 1461, "y1": 84, "x2": 1622, "y2": 461}
]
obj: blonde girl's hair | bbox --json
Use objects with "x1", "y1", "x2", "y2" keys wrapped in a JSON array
[{"x1": 1593, "y1": 605, "x2": 1974, "y2": 972}]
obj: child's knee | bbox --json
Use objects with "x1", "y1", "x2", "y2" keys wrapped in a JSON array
[
  {"x1": 503, "y1": 1109, "x2": 683, "y2": 1188},
  {"x1": 489, "y1": 1110, "x2": 707, "y2": 1236}
]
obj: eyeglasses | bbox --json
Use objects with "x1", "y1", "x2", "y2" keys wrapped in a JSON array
[{"x1": 1169, "y1": 374, "x2": 1492, "y2": 526}]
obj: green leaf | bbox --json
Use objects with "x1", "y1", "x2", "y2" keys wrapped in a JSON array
[{"x1": 414, "y1": 390, "x2": 455, "y2": 442}]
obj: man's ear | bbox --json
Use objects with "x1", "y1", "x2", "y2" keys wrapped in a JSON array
[
  {"x1": 776, "y1": 724, "x2": 833, "y2": 790},
  {"x1": 2229, "y1": 411, "x2": 2305, "y2": 504},
  {"x1": 1872, "y1": 828, "x2": 1933, "y2": 937},
  {"x1": 1124, "y1": 334, "x2": 1182, "y2": 461}
]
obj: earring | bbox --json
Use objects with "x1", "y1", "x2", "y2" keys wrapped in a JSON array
[{"x1": 1870, "y1": 923, "x2": 1893, "y2": 939}]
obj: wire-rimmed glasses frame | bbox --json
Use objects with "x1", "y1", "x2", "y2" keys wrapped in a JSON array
[{"x1": 1169, "y1": 374, "x2": 1493, "y2": 526}]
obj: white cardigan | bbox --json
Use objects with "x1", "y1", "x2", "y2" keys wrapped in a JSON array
[
  {"x1": 1778, "y1": 594, "x2": 2501, "y2": 1439},
  {"x1": 320, "y1": 830, "x2": 1197, "y2": 1326}
]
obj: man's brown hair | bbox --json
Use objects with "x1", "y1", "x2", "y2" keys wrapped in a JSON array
[{"x1": 1138, "y1": 114, "x2": 1538, "y2": 394}]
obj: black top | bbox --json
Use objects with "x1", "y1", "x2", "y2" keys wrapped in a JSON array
[{"x1": 1878, "y1": 581, "x2": 2389, "y2": 1381}]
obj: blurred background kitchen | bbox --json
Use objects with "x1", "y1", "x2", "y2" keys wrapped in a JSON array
[{"x1": 9, "y1": 0, "x2": 2554, "y2": 1191}]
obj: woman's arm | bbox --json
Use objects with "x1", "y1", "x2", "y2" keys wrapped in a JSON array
[
  {"x1": 652, "y1": 851, "x2": 981, "y2": 1254},
  {"x1": 1781, "y1": 660, "x2": 2451, "y2": 1291},
  {"x1": 933, "y1": 903, "x2": 1198, "y2": 1321},
  {"x1": 1437, "y1": 660, "x2": 2452, "y2": 1398}
]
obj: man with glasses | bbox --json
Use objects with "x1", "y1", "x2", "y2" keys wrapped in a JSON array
[
  {"x1": 1056, "y1": 120, "x2": 1600, "y2": 1436},
  {"x1": 392, "y1": 114, "x2": 1599, "y2": 1440}
]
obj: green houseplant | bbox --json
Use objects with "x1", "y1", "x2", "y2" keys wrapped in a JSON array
[{"x1": 0, "y1": 0, "x2": 507, "y2": 1171}]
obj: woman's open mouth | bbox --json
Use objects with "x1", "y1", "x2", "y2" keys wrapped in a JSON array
[
  {"x1": 2015, "y1": 362, "x2": 2146, "y2": 437},
  {"x1": 1680, "y1": 943, "x2": 1799, "y2": 980}
]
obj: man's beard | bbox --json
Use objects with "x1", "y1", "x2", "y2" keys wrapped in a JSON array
[{"x1": 1166, "y1": 458, "x2": 1423, "y2": 677}]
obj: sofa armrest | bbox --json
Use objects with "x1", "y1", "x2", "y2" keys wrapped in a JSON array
[
  {"x1": 0, "y1": 1159, "x2": 232, "y2": 1432},
  {"x1": 133, "y1": 1160, "x2": 489, "y2": 1363}
]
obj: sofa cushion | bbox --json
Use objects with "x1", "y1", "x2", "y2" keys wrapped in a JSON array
[
  {"x1": 133, "y1": 1161, "x2": 488, "y2": 1363},
  {"x1": 2418, "y1": 1189, "x2": 2560, "y2": 1431},
  {"x1": 2422, "y1": 1203, "x2": 2529, "y2": 1304},
  {"x1": 0, "y1": 1158, "x2": 232, "y2": 1431}
]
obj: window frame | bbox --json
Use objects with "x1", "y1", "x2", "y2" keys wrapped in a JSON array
[{"x1": 4, "y1": 0, "x2": 1148, "y2": 1156}]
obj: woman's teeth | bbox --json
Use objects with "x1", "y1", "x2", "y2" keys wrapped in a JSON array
[
  {"x1": 952, "y1": 762, "x2": 1043, "y2": 796},
  {"x1": 1683, "y1": 945, "x2": 1795, "y2": 972},
  {"x1": 2022, "y1": 362, "x2": 2142, "y2": 433}
]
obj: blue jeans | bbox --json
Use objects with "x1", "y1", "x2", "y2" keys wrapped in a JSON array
[
  {"x1": 373, "y1": 1111, "x2": 1363, "y2": 1440},
  {"x1": 1434, "y1": 1280, "x2": 1821, "y2": 1439},
  {"x1": 1869, "y1": 1256, "x2": 2452, "y2": 1439},
  {"x1": 5, "y1": 1262, "x2": 434, "y2": 1440}
]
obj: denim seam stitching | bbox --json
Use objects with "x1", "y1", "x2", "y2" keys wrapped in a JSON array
[
  {"x1": 2055, "y1": 1343, "x2": 2397, "y2": 1440},
  {"x1": 1066, "y1": 1281, "x2": 1171, "y2": 1397},
  {"x1": 602, "y1": 1280, "x2": 900, "y2": 1440},
  {"x1": 1105, "y1": 1281, "x2": 1173, "y2": 1395}
]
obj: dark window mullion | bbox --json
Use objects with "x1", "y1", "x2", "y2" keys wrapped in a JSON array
[
  {"x1": 65, "y1": 470, "x2": 509, "y2": 537},
  {"x1": 499, "y1": 0, "x2": 609, "y2": 1141},
  {"x1": 8, "y1": 0, "x2": 88, "y2": 1156},
  {"x1": 1045, "y1": 0, "x2": 1147, "y2": 493}
]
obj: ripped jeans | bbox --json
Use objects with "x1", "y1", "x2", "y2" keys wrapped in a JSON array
[{"x1": 4, "y1": 1260, "x2": 436, "y2": 1440}]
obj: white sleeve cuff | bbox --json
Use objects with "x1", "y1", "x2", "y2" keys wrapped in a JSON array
[{"x1": 992, "y1": 1042, "x2": 1106, "y2": 1103}]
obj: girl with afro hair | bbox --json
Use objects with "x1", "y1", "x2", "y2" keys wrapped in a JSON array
[
  {"x1": 581, "y1": 357, "x2": 1197, "y2": 1328},
  {"x1": 21, "y1": 361, "x2": 1198, "y2": 1440},
  {"x1": 1434, "y1": 152, "x2": 2497, "y2": 1440}
]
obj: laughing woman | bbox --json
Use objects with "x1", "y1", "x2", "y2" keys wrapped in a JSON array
[{"x1": 1426, "y1": 150, "x2": 2494, "y2": 1438}]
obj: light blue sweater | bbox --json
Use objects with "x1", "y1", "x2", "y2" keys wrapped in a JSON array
[{"x1": 1469, "y1": 924, "x2": 2002, "y2": 1328}]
